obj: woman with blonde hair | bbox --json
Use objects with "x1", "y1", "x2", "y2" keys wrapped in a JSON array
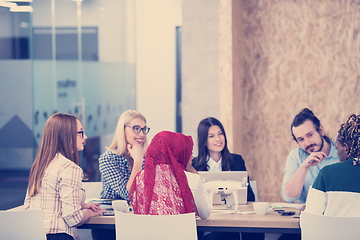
[
  {"x1": 24, "y1": 113, "x2": 106, "y2": 240},
  {"x1": 93, "y1": 110, "x2": 150, "y2": 240},
  {"x1": 99, "y1": 109, "x2": 150, "y2": 200}
]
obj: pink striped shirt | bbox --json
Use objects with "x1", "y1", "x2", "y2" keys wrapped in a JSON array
[{"x1": 24, "y1": 154, "x2": 86, "y2": 240}]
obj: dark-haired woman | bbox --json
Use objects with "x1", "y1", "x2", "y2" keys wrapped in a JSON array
[
  {"x1": 193, "y1": 117, "x2": 263, "y2": 240},
  {"x1": 193, "y1": 117, "x2": 255, "y2": 200},
  {"x1": 24, "y1": 113, "x2": 106, "y2": 240}
]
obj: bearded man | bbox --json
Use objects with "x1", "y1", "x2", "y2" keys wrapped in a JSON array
[{"x1": 281, "y1": 108, "x2": 339, "y2": 203}]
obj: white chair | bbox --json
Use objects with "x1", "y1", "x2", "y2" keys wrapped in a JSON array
[
  {"x1": 80, "y1": 181, "x2": 104, "y2": 240},
  {"x1": 0, "y1": 209, "x2": 46, "y2": 240},
  {"x1": 115, "y1": 211, "x2": 198, "y2": 240},
  {"x1": 82, "y1": 181, "x2": 103, "y2": 199},
  {"x1": 249, "y1": 180, "x2": 258, "y2": 202},
  {"x1": 300, "y1": 211, "x2": 360, "y2": 240}
]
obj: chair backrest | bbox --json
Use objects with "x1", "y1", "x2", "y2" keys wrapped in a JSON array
[
  {"x1": 82, "y1": 181, "x2": 103, "y2": 199},
  {"x1": 115, "y1": 211, "x2": 198, "y2": 240},
  {"x1": 0, "y1": 209, "x2": 46, "y2": 240},
  {"x1": 300, "y1": 211, "x2": 360, "y2": 240},
  {"x1": 249, "y1": 180, "x2": 258, "y2": 202}
]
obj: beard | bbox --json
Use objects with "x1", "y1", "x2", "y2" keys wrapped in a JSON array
[{"x1": 305, "y1": 135, "x2": 325, "y2": 154}]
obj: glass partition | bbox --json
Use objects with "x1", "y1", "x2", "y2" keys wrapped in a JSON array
[
  {"x1": 32, "y1": 0, "x2": 136, "y2": 181},
  {"x1": 0, "y1": 1, "x2": 33, "y2": 210},
  {"x1": 0, "y1": 0, "x2": 136, "y2": 209}
]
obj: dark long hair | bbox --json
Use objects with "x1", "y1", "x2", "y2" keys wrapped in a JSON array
[
  {"x1": 27, "y1": 113, "x2": 80, "y2": 197},
  {"x1": 195, "y1": 117, "x2": 233, "y2": 171},
  {"x1": 337, "y1": 114, "x2": 360, "y2": 160},
  {"x1": 291, "y1": 108, "x2": 331, "y2": 143}
]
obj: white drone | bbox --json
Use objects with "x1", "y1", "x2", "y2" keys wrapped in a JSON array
[{"x1": 203, "y1": 177, "x2": 248, "y2": 211}]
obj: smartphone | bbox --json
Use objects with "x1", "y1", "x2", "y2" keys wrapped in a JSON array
[
  {"x1": 308, "y1": 159, "x2": 316, "y2": 163},
  {"x1": 89, "y1": 200, "x2": 113, "y2": 205},
  {"x1": 102, "y1": 210, "x2": 115, "y2": 216},
  {"x1": 275, "y1": 209, "x2": 295, "y2": 216},
  {"x1": 281, "y1": 211, "x2": 295, "y2": 216}
]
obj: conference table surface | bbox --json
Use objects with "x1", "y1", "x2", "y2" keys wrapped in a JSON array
[{"x1": 79, "y1": 202, "x2": 302, "y2": 234}]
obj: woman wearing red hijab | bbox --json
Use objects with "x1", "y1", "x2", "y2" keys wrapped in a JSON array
[{"x1": 127, "y1": 131, "x2": 212, "y2": 219}]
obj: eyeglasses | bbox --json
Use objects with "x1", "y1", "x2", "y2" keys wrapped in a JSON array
[
  {"x1": 77, "y1": 131, "x2": 84, "y2": 138},
  {"x1": 125, "y1": 125, "x2": 150, "y2": 135}
]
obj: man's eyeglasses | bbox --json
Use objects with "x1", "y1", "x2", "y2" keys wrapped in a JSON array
[
  {"x1": 77, "y1": 131, "x2": 84, "y2": 138},
  {"x1": 125, "y1": 125, "x2": 150, "y2": 135}
]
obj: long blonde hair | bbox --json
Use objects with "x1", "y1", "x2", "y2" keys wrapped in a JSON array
[
  {"x1": 108, "y1": 109, "x2": 148, "y2": 155},
  {"x1": 27, "y1": 113, "x2": 79, "y2": 197}
]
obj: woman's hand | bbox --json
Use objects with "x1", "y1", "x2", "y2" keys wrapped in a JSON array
[
  {"x1": 77, "y1": 205, "x2": 107, "y2": 226},
  {"x1": 186, "y1": 155, "x2": 198, "y2": 174},
  {"x1": 82, "y1": 203, "x2": 107, "y2": 217},
  {"x1": 90, "y1": 207, "x2": 107, "y2": 217},
  {"x1": 126, "y1": 144, "x2": 144, "y2": 192},
  {"x1": 127, "y1": 144, "x2": 144, "y2": 166},
  {"x1": 81, "y1": 202, "x2": 102, "y2": 211}
]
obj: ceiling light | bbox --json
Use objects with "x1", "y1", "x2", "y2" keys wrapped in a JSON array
[
  {"x1": 0, "y1": 2, "x2": 17, "y2": 8},
  {"x1": 2, "y1": 0, "x2": 33, "y2": 2},
  {"x1": 10, "y1": 5, "x2": 33, "y2": 12}
]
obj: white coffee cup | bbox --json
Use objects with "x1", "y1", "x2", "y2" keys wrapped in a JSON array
[
  {"x1": 112, "y1": 200, "x2": 128, "y2": 212},
  {"x1": 253, "y1": 202, "x2": 272, "y2": 215}
]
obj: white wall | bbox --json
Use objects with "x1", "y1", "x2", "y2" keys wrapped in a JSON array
[
  {"x1": 181, "y1": 0, "x2": 220, "y2": 155},
  {"x1": 135, "y1": 0, "x2": 182, "y2": 141}
]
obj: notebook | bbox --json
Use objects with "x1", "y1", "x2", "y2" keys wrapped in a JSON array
[{"x1": 198, "y1": 171, "x2": 248, "y2": 205}]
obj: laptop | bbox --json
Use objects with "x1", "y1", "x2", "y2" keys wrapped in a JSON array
[{"x1": 198, "y1": 171, "x2": 248, "y2": 205}]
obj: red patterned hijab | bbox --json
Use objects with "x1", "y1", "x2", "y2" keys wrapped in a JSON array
[{"x1": 129, "y1": 131, "x2": 198, "y2": 216}]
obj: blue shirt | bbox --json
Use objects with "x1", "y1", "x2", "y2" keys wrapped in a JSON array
[
  {"x1": 99, "y1": 150, "x2": 144, "y2": 200},
  {"x1": 281, "y1": 140, "x2": 339, "y2": 203}
]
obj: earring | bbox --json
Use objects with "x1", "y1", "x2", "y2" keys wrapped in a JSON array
[{"x1": 353, "y1": 158, "x2": 360, "y2": 166}]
